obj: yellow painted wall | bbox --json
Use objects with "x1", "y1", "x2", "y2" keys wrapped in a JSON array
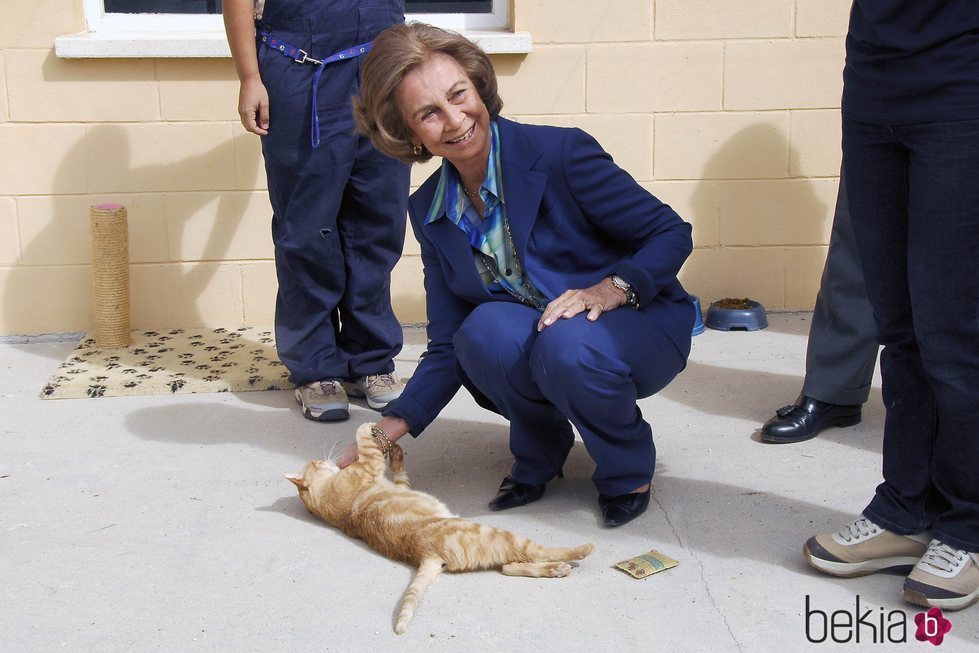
[{"x1": 0, "y1": 0, "x2": 853, "y2": 335}]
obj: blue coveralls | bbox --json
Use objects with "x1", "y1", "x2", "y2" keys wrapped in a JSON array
[{"x1": 256, "y1": 0, "x2": 410, "y2": 385}]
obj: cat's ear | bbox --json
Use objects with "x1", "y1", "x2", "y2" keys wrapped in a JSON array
[{"x1": 285, "y1": 474, "x2": 307, "y2": 489}]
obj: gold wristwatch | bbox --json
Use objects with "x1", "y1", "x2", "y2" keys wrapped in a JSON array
[{"x1": 609, "y1": 273, "x2": 639, "y2": 309}]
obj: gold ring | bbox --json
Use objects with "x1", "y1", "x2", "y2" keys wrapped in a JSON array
[
  {"x1": 597, "y1": 303, "x2": 605, "y2": 312},
  {"x1": 578, "y1": 299, "x2": 588, "y2": 309}
]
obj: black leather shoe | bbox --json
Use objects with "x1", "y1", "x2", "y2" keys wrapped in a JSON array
[
  {"x1": 488, "y1": 476, "x2": 546, "y2": 511},
  {"x1": 760, "y1": 394, "x2": 862, "y2": 443},
  {"x1": 598, "y1": 489, "x2": 651, "y2": 527}
]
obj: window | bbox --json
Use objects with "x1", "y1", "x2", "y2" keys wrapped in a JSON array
[
  {"x1": 104, "y1": 0, "x2": 221, "y2": 12},
  {"x1": 409, "y1": 2, "x2": 493, "y2": 12},
  {"x1": 58, "y1": 0, "x2": 529, "y2": 58},
  {"x1": 407, "y1": 0, "x2": 503, "y2": 32},
  {"x1": 103, "y1": 1, "x2": 495, "y2": 14},
  {"x1": 90, "y1": 1, "x2": 506, "y2": 30}
]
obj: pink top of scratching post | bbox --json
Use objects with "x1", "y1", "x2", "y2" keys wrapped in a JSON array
[{"x1": 94, "y1": 203, "x2": 124, "y2": 210}]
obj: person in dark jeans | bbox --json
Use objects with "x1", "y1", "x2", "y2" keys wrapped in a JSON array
[
  {"x1": 760, "y1": 172, "x2": 879, "y2": 444},
  {"x1": 803, "y1": 0, "x2": 979, "y2": 612}
]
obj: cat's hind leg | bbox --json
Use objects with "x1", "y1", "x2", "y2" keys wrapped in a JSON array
[
  {"x1": 525, "y1": 541, "x2": 596, "y2": 563},
  {"x1": 501, "y1": 540, "x2": 597, "y2": 576},
  {"x1": 502, "y1": 561, "x2": 573, "y2": 578},
  {"x1": 394, "y1": 556, "x2": 444, "y2": 635},
  {"x1": 501, "y1": 541, "x2": 595, "y2": 576},
  {"x1": 388, "y1": 444, "x2": 411, "y2": 489}
]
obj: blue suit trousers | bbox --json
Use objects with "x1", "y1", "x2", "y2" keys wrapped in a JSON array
[{"x1": 452, "y1": 301, "x2": 690, "y2": 496}]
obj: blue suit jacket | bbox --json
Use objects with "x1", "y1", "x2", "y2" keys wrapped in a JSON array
[{"x1": 387, "y1": 117, "x2": 693, "y2": 434}]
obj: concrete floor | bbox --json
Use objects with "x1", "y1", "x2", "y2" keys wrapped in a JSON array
[{"x1": 2, "y1": 313, "x2": 977, "y2": 652}]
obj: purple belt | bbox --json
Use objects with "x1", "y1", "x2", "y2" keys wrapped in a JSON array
[{"x1": 260, "y1": 31, "x2": 373, "y2": 147}]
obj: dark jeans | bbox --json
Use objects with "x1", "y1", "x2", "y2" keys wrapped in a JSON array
[{"x1": 843, "y1": 117, "x2": 979, "y2": 552}]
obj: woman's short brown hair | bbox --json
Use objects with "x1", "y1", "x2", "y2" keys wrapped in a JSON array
[{"x1": 353, "y1": 22, "x2": 503, "y2": 164}]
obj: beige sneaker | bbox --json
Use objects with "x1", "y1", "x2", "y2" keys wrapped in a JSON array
[
  {"x1": 295, "y1": 379, "x2": 349, "y2": 422},
  {"x1": 345, "y1": 372, "x2": 402, "y2": 410},
  {"x1": 804, "y1": 517, "x2": 930, "y2": 577},
  {"x1": 903, "y1": 540, "x2": 979, "y2": 611}
]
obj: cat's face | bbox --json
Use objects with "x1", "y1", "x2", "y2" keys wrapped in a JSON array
[
  {"x1": 286, "y1": 460, "x2": 339, "y2": 510},
  {"x1": 304, "y1": 459, "x2": 340, "y2": 479}
]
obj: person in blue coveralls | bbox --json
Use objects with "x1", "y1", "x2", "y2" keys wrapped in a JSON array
[
  {"x1": 224, "y1": 0, "x2": 410, "y2": 423},
  {"x1": 340, "y1": 23, "x2": 695, "y2": 528}
]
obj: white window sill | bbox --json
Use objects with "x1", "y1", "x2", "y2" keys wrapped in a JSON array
[{"x1": 54, "y1": 28, "x2": 532, "y2": 58}]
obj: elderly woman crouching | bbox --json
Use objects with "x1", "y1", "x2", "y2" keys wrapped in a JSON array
[{"x1": 340, "y1": 23, "x2": 695, "y2": 527}]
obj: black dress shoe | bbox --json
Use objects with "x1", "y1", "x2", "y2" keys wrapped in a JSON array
[
  {"x1": 488, "y1": 476, "x2": 546, "y2": 511},
  {"x1": 598, "y1": 489, "x2": 650, "y2": 527},
  {"x1": 760, "y1": 394, "x2": 862, "y2": 443}
]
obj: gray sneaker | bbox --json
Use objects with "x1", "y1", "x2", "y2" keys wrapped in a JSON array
[
  {"x1": 804, "y1": 516, "x2": 930, "y2": 577},
  {"x1": 295, "y1": 379, "x2": 349, "y2": 422},
  {"x1": 345, "y1": 372, "x2": 402, "y2": 410},
  {"x1": 903, "y1": 540, "x2": 979, "y2": 611}
]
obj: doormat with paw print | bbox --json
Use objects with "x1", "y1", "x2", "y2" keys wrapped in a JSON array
[{"x1": 41, "y1": 327, "x2": 293, "y2": 399}]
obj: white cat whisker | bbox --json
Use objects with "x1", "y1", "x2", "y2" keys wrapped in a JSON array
[
  {"x1": 320, "y1": 437, "x2": 340, "y2": 462},
  {"x1": 325, "y1": 441, "x2": 341, "y2": 465}
]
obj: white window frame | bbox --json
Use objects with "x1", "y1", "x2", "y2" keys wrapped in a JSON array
[
  {"x1": 84, "y1": 0, "x2": 224, "y2": 32},
  {"x1": 56, "y1": 0, "x2": 531, "y2": 58}
]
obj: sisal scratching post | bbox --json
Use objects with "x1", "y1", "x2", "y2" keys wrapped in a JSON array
[{"x1": 89, "y1": 204, "x2": 131, "y2": 348}]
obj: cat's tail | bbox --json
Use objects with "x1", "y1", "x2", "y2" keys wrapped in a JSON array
[{"x1": 395, "y1": 556, "x2": 444, "y2": 635}]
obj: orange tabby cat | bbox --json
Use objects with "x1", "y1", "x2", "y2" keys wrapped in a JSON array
[{"x1": 286, "y1": 422, "x2": 595, "y2": 634}]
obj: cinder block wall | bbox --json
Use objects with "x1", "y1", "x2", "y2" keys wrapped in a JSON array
[{"x1": 0, "y1": 0, "x2": 851, "y2": 335}]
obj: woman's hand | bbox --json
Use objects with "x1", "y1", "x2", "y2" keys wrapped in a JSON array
[
  {"x1": 337, "y1": 416, "x2": 411, "y2": 468},
  {"x1": 537, "y1": 277, "x2": 628, "y2": 331}
]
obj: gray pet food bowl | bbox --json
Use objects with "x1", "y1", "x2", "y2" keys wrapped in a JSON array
[{"x1": 705, "y1": 299, "x2": 768, "y2": 331}]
